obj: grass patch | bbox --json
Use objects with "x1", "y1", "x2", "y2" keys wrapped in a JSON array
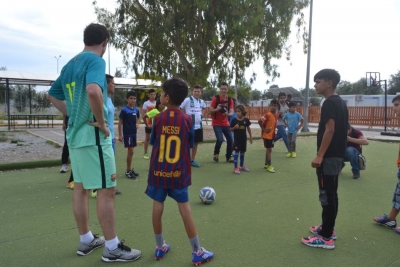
[
  {"x1": 46, "y1": 140, "x2": 62, "y2": 148},
  {"x1": 0, "y1": 132, "x2": 7, "y2": 142},
  {"x1": 0, "y1": 159, "x2": 60, "y2": 171}
]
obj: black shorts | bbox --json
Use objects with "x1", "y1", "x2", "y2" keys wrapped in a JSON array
[
  {"x1": 124, "y1": 135, "x2": 137, "y2": 147},
  {"x1": 233, "y1": 140, "x2": 247, "y2": 153},
  {"x1": 194, "y1": 129, "x2": 203, "y2": 143},
  {"x1": 145, "y1": 127, "x2": 152, "y2": 134},
  {"x1": 263, "y1": 139, "x2": 274, "y2": 149}
]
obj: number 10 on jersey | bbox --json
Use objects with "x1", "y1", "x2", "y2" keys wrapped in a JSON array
[{"x1": 158, "y1": 134, "x2": 181, "y2": 164}]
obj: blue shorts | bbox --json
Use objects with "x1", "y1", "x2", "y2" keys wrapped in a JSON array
[
  {"x1": 145, "y1": 185, "x2": 189, "y2": 203},
  {"x1": 123, "y1": 135, "x2": 137, "y2": 148}
]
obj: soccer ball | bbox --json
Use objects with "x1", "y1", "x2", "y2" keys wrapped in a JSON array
[{"x1": 199, "y1": 187, "x2": 216, "y2": 204}]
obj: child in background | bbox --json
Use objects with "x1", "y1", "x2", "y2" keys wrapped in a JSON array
[
  {"x1": 283, "y1": 102, "x2": 304, "y2": 158},
  {"x1": 230, "y1": 105, "x2": 252, "y2": 174},
  {"x1": 258, "y1": 99, "x2": 279, "y2": 173},
  {"x1": 118, "y1": 90, "x2": 140, "y2": 179},
  {"x1": 142, "y1": 98, "x2": 165, "y2": 129},
  {"x1": 373, "y1": 95, "x2": 400, "y2": 232},
  {"x1": 141, "y1": 89, "x2": 157, "y2": 159},
  {"x1": 146, "y1": 79, "x2": 214, "y2": 265}
]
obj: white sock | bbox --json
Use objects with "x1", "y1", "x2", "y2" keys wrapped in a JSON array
[
  {"x1": 80, "y1": 231, "x2": 94, "y2": 244},
  {"x1": 105, "y1": 236, "x2": 119, "y2": 251}
]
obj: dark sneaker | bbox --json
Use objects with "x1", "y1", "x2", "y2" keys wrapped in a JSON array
[
  {"x1": 192, "y1": 247, "x2": 214, "y2": 266},
  {"x1": 76, "y1": 235, "x2": 105, "y2": 256},
  {"x1": 131, "y1": 169, "x2": 139, "y2": 177},
  {"x1": 353, "y1": 173, "x2": 360, "y2": 179},
  {"x1": 301, "y1": 235, "x2": 335, "y2": 249},
  {"x1": 102, "y1": 241, "x2": 142, "y2": 262},
  {"x1": 154, "y1": 243, "x2": 170, "y2": 260},
  {"x1": 374, "y1": 214, "x2": 397, "y2": 228},
  {"x1": 125, "y1": 170, "x2": 137, "y2": 180},
  {"x1": 310, "y1": 225, "x2": 337, "y2": 240},
  {"x1": 213, "y1": 154, "x2": 219, "y2": 162},
  {"x1": 115, "y1": 189, "x2": 123, "y2": 195}
]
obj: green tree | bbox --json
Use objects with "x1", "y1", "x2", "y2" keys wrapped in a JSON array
[
  {"x1": 12, "y1": 85, "x2": 30, "y2": 112},
  {"x1": 336, "y1": 81, "x2": 352, "y2": 95},
  {"x1": 251, "y1": 89, "x2": 262, "y2": 100},
  {"x1": 0, "y1": 66, "x2": 7, "y2": 103},
  {"x1": 34, "y1": 91, "x2": 51, "y2": 111},
  {"x1": 299, "y1": 87, "x2": 317, "y2": 97},
  {"x1": 94, "y1": 0, "x2": 309, "y2": 86},
  {"x1": 337, "y1": 78, "x2": 383, "y2": 95},
  {"x1": 388, "y1": 70, "x2": 400, "y2": 95},
  {"x1": 202, "y1": 87, "x2": 217, "y2": 101},
  {"x1": 235, "y1": 79, "x2": 252, "y2": 105},
  {"x1": 261, "y1": 90, "x2": 273, "y2": 99}
]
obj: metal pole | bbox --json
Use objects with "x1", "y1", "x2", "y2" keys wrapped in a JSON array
[
  {"x1": 301, "y1": 0, "x2": 313, "y2": 133},
  {"x1": 6, "y1": 78, "x2": 10, "y2": 130},
  {"x1": 384, "y1": 80, "x2": 387, "y2": 132},
  {"x1": 54, "y1": 55, "x2": 61, "y2": 74}
]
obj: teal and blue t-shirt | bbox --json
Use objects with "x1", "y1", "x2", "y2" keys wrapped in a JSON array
[
  {"x1": 48, "y1": 51, "x2": 110, "y2": 148},
  {"x1": 282, "y1": 111, "x2": 304, "y2": 134},
  {"x1": 107, "y1": 97, "x2": 115, "y2": 139}
]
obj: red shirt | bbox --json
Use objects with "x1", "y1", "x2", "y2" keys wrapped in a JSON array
[
  {"x1": 210, "y1": 95, "x2": 234, "y2": 126},
  {"x1": 347, "y1": 127, "x2": 363, "y2": 152}
]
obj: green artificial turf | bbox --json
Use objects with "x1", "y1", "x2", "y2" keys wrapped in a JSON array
[{"x1": 0, "y1": 137, "x2": 399, "y2": 266}]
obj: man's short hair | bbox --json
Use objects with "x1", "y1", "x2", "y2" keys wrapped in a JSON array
[
  {"x1": 278, "y1": 92, "x2": 286, "y2": 98},
  {"x1": 288, "y1": 102, "x2": 296, "y2": 108},
  {"x1": 392, "y1": 95, "x2": 400, "y2": 103},
  {"x1": 220, "y1": 82, "x2": 228, "y2": 87},
  {"x1": 106, "y1": 74, "x2": 114, "y2": 84},
  {"x1": 287, "y1": 94, "x2": 292, "y2": 98},
  {"x1": 314, "y1": 69, "x2": 341, "y2": 89},
  {"x1": 83, "y1": 23, "x2": 110, "y2": 46},
  {"x1": 148, "y1": 89, "x2": 156, "y2": 94},
  {"x1": 126, "y1": 90, "x2": 136, "y2": 98},
  {"x1": 162, "y1": 79, "x2": 188, "y2": 106},
  {"x1": 193, "y1": 84, "x2": 202, "y2": 90}
]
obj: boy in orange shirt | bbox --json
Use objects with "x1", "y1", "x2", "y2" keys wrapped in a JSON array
[{"x1": 258, "y1": 99, "x2": 280, "y2": 173}]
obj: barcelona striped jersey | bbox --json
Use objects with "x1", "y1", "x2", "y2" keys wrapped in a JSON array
[{"x1": 148, "y1": 108, "x2": 194, "y2": 189}]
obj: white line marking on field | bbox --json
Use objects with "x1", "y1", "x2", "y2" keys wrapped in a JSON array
[{"x1": 50, "y1": 131, "x2": 63, "y2": 136}]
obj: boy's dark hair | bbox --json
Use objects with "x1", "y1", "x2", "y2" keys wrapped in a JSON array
[
  {"x1": 220, "y1": 82, "x2": 228, "y2": 87},
  {"x1": 288, "y1": 102, "x2": 296, "y2": 108},
  {"x1": 155, "y1": 98, "x2": 162, "y2": 109},
  {"x1": 278, "y1": 92, "x2": 286, "y2": 98},
  {"x1": 235, "y1": 104, "x2": 247, "y2": 116},
  {"x1": 270, "y1": 99, "x2": 280, "y2": 110},
  {"x1": 162, "y1": 79, "x2": 188, "y2": 106},
  {"x1": 193, "y1": 84, "x2": 202, "y2": 90},
  {"x1": 106, "y1": 74, "x2": 114, "y2": 84},
  {"x1": 126, "y1": 90, "x2": 136, "y2": 98},
  {"x1": 314, "y1": 69, "x2": 341, "y2": 89},
  {"x1": 83, "y1": 23, "x2": 110, "y2": 46},
  {"x1": 148, "y1": 89, "x2": 156, "y2": 94},
  {"x1": 287, "y1": 94, "x2": 292, "y2": 98},
  {"x1": 392, "y1": 95, "x2": 400, "y2": 103}
]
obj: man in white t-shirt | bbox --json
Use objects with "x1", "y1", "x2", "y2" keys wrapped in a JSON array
[
  {"x1": 180, "y1": 84, "x2": 206, "y2": 167},
  {"x1": 141, "y1": 89, "x2": 157, "y2": 159}
]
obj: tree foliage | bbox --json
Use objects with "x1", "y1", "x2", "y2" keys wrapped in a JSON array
[
  {"x1": 388, "y1": 70, "x2": 400, "y2": 95},
  {"x1": 94, "y1": 0, "x2": 309, "y2": 86},
  {"x1": 251, "y1": 89, "x2": 262, "y2": 100},
  {"x1": 299, "y1": 87, "x2": 317, "y2": 97},
  {"x1": 336, "y1": 78, "x2": 383, "y2": 95}
]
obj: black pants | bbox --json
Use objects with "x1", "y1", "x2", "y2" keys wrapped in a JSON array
[
  {"x1": 316, "y1": 158, "x2": 342, "y2": 239},
  {"x1": 61, "y1": 134, "x2": 69, "y2": 164}
]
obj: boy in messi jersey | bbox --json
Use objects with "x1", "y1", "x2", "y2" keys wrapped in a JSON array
[
  {"x1": 47, "y1": 23, "x2": 141, "y2": 262},
  {"x1": 145, "y1": 79, "x2": 214, "y2": 265}
]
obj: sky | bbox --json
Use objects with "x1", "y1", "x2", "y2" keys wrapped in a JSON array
[{"x1": 1, "y1": 0, "x2": 400, "y2": 92}]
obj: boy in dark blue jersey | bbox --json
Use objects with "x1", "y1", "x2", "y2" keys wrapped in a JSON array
[
  {"x1": 145, "y1": 79, "x2": 214, "y2": 265},
  {"x1": 118, "y1": 90, "x2": 140, "y2": 179}
]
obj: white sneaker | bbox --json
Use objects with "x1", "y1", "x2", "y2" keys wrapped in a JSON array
[{"x1": 60, "y1": 164, "x2": 68, "y2": 173}]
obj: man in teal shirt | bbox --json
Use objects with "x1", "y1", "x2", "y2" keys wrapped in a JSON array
[{"x1": 47, "y1": 23, "x2": 141, "y2": 262}]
